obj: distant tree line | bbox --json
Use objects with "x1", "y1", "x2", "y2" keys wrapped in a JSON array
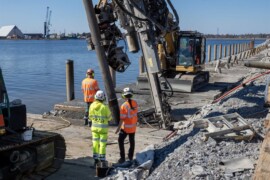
[{"x1": 205, "y1": 33, "x2": 270, "y2": 39}]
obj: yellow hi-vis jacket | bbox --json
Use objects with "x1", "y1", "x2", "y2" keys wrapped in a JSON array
[
  {"x1": 89, "y1": 100, "x2": 112, "y2": 134},
  {"x1": 120, "y1": 99, "x2": 138, "y2": 133},
  {"x1": 81, "y1": 78, "x2": 99, "y2": 103}
]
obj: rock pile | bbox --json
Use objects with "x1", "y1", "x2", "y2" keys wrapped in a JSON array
[
  {"x1": 105, "y1": 48, "x2": 270, "y2": 180},
  {"x1": 147, "y1": 70, "x2": 268, "y2": 179}
]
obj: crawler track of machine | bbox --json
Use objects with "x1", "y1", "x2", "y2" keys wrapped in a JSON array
[
  {"x1": 0, "y1": 130, "x2": 66, "y2": 180},
  {"x1": 137, "y1": 71, "x2": 210, "y2": 93}
]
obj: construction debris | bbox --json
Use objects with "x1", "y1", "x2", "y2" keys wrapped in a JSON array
[
  {"x1": 194, "y1": 113, "x2": 255, "y2": 141},
  {"x1": 147, "y1": 49, "x2": 270, "y2": 179},
  {"x1": 219, "y1": 157, "x2": 254, "y2": 173},
  {"x1": 106, "y1": 145, "x2": 155, "y2": 180}
]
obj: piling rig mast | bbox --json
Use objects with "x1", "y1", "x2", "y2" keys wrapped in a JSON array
[{"x1": 83, "y1": 0, "x2": 180, "y2": 128}]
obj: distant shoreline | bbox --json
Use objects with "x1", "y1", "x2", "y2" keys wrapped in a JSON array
[
  {"x1": 0, "y1": 38, "x2": 267, "y2": 41},
  {"x1": 206, "y1": 37, "x2": 267, "y2": 40}
]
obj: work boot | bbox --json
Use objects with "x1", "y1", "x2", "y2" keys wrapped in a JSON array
[
  {"x1": 117, "y1": 158, "x2": 125, "y2": 164},
  {"x1": 88, "y1": 121, "x2": 92, "y2": 127},
  {"x1": 84, "y1": 117, "x2": 88, "y2": 126},
  {"x1": 94, "y1": 159, "x2": 100, "y2": 167}
]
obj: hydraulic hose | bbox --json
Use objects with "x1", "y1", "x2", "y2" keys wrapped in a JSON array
[
  {"x1": 212, "y1": 70, "x2": 270, "y2": 104},
  {"x1": 129, "y1": 0, "x2": 167, "y2": 31},
  {"x1": 166, "y1": 0, "x2": 179, "y2": 27},
  {"x1": 114, "y1": 0, "x2": 149, "y2": 21}
]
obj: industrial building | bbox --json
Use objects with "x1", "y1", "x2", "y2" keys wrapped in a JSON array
[{"x1": 0, "y1": 25, "x2": 24, "y2": 39}]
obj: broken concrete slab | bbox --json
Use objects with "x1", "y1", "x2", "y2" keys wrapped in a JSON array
[
  {"x1": 173, "y1": 121, "x2": 192, "y2": 130},
  {"x1": 219, "y1": 157, "x2": 254, "y2": 172}
]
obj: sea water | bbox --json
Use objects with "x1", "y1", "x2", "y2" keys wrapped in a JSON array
[{"x1": 0, "y1": 39, "x2": 265, "y2": 113}]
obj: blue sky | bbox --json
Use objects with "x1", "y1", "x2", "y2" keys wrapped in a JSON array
[{"x1": 0, "y1": 0, "x2": 269, "y2": 34}]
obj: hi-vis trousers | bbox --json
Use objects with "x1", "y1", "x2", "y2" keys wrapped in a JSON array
[{"x1": 92, "y1": 131, "x2": 108, "y2": 161}]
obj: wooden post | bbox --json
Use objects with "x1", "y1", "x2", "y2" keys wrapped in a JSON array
[
  {"x1": 228, "y1": 45, "x2": 231, "y2": 56},
  {"x1": 240, "y1": 44, "x2": 243, "y2": 53},
  {"x1": 207, "y1": 45, "x2": 211, "y2": 62},
  {"x1": 66, "y1": 60, "x2": 75, "y2": 101},
  {"x1": 213, "y1": 44, "x2": 217, "y2": 60},
  {"x1": 250, "y1": 40, "x2": 255, "y2": 49},
  {"x1": 224, "y1": 45, "x2": 227, "y2": 57},
  {"x1": 226, "y1": 45, "x2": 232, "y2": 68},
  {"x1": 232, "y1": 44, "x2": 235, "y2": 55},
  {"x1": 219, "y1": 44, "x2": 223, "y2": 59}
]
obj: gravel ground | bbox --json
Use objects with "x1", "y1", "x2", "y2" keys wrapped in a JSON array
[
  {"x1": 147, "y1": 65, "x2": 270, "y2": 179},
  {"x1": 101, "y1": 47, "x2": 270, "y2": 180}
]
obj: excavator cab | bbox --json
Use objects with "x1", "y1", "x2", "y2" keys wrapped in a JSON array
[
  {"x1": 158, "y1": 30, "x2": 209, "y2": 92},
  {"x1": 177, "y1": 31, "x2": 206, "y2": 72},
  {"x1": 137, "y1": 30, "x2": 209, "y2": 92}
]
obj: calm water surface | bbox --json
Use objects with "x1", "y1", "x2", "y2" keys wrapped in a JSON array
[{"x1": 0, "y1": 39, "x2": 265, "y2": 114}]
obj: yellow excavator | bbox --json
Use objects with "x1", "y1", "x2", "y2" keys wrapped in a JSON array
[{"x1": 137, "y1": 30, "x2": 209, "y2": 92}]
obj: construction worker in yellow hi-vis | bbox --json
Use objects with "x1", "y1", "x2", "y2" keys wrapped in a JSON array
[{"x1": 89, "y1": 90, "x2": 112, "y2": 164}]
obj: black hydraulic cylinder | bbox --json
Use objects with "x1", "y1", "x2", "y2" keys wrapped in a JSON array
[
  {"x1": 82, "y1": 0, "x2": 120, "y2": 125},
  {"x1": 244, "y1": 61, "x2": 270, "y2": 70}
]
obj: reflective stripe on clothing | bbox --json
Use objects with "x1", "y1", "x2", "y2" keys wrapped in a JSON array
[
  {"x1": 85, "y1": 95, "x2": 95, "y2": 99},
  {"x1": 93, "y1": 153, "x2": 99, "y2": 160},
  {"x1": 89, "y1": 115, "x2": 110, "y2": 120},
  {"x1": 99, "y1": 154, "x2": 106, "y2": 161},
  {"x1": 120, "y1": 99, "x2": 138, "y2": 133},
  {"x1": 100, "y1": 139, "x2": 107, "y2": 143},
  {"x1": 93, "y1": 137, "x2": 100, "y2": 141},
  {"x1": 92, "y1": 123, "x2": 108, "y2": 128},
  {"x1": 124, "y1": 124, "x2": 136, "y2": 128},
  {"x1": 122, "y1": 104, "x2": 138, "y2": 118},
  {"x1": 81, "y1": 78, "x2": 99, "y2": 102},
  {"x1": 92, "y1": 131, "x2": 108, "y2": 160}
]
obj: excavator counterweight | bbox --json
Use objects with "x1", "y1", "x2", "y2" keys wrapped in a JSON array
[{"x1": 0, "y1": 68, "x2": 66, "y2": 179}]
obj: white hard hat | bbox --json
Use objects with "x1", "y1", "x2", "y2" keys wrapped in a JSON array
[
  {"x1": 122, "y1": 87, "x2": 133, "y2": 97},
  {"x1": 95, "y1": 90, "x2": 106, "y2": 101}
]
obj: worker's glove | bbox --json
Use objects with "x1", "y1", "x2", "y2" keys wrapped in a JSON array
[{"x1": 88, "y1": 121, "x2": 92, "y2": 127}]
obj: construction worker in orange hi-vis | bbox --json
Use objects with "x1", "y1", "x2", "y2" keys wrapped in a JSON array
[
  {"x1": 115, "y1": 87, "x2": 138, "y2": 164},
  {"x1": 81, "y1": 68, "x2": 99, "y2": 126}
]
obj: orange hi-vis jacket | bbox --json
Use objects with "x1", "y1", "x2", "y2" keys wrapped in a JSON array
[
  {"x1": 120, "y1": 99, "x2": 138, "y2": 133},
  {"x1": 81, "y1": 78, "x2": 99, "y2": 103}
]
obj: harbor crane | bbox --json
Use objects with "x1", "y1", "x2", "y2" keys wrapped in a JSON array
[{"x1": 44, "y1": 6, "x2": 52, "y2": 39}]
